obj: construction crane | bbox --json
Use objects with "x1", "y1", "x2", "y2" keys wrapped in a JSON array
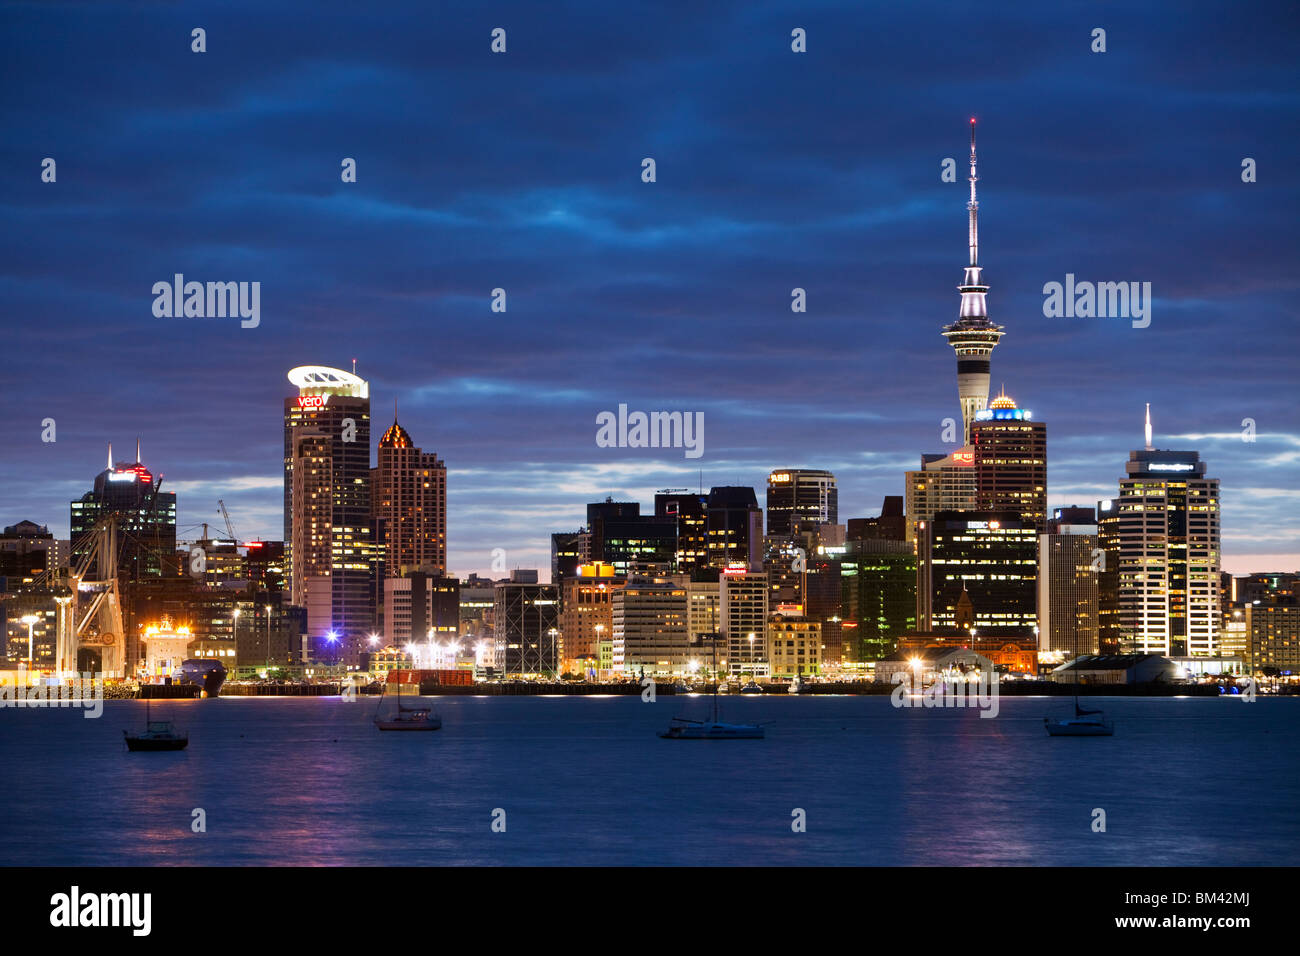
[{"x1": 217, "y1": 499, "x2": 238, "y2": 542}]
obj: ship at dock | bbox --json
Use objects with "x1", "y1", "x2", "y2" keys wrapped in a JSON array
[{"x1": 138, "y1": 617, "x2": 227, "y2": 697}]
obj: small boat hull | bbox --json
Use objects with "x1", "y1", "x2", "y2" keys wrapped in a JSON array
[
  {"x1": 124, "y1": 734, "x2": 188, "y2": 751},
  {"x1": 374, "y1": 716, "x2": 442, "y2": 731},
  {"x1": 659, "y1": 721, "x2": 764, "y2": 740},
  {"x1": 1044, "y1": 717, "x2": 1114, "y2": 737}
]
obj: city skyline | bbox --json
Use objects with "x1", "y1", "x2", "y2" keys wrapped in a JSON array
[{"x1": 3, "y1": 1, "x2": 1297, "y2": 578}]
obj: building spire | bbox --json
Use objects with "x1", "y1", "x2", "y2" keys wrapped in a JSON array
[
  {"x1": 107, "y1": 443, "x2": 113, "y2": 470},
  {"x1": 136, "y1": 437, "x2": 141, "y2": 463},
  {"x1": 968, "y1": 117, "x2": 979, "y2": 267},
  {"x1": 1144, "y1": 403, "x2": 1153, "y2": 451}
]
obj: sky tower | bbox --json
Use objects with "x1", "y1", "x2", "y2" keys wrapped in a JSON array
[{"x1": 942, "y1": 119, "x2": 1005, "y2": 446}]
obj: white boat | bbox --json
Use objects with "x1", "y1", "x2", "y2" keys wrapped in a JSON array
[
  {"x1": 374, "y1": 678, "x2": 442, "y2": 732},
  {"x1": 1045, "y1": 695, "x2": 1113, "y2": 737},
  {"x1": 788, "y1": 675, "x2": 803, "y2": 694},
  {"x1": 660, "y1": 637, "x2": 764, "y2": 740},
  {"x1": 659, "y1": 717, "x2": 764, "y2": 740}
]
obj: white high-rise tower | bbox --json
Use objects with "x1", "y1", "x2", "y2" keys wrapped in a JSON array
[{"x1": 942, "y1": 119, "x2": 1005, "y2": 446}]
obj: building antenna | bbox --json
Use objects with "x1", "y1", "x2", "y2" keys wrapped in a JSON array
[
  {"x1": 1144, "y1": 403, "x2": 1153, "y2": 451},
  {"x1": 136, "y1": 437, "x2": 141, "y2": 464},
  {"x1": 107, "y1": 443, "x2": 113, "y2": 470},
  {"x1": 968, "y1": 117, "x2": 979, "y2": 268},
  {"x1": 352, "y1": 357, "x2": 357, "y2": 375}
]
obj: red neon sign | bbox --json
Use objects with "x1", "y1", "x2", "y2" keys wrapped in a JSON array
[{"x1": 297, "y1": 395, "x2": 328, "y2": 409}]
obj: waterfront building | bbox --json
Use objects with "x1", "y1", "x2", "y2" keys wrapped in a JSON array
[
  {"x1": 492, "y1": 573, "x2": 559, "y2": 677},
  {"x1": 839, "y1": 539, "x2": 916, "y2": 661},
  {"x1": 560, "y1": 563, "x2": 621, "y2": 674},
  {"x1": 1050, "y1": 654, "x2": 1182, "y2": 685},
  {"x1": 383, "y1": 572, "x2": 459, "y2": 647},
  {"x1": 283, "y1": 365, "x2": 375, "y2": 664},
  {"x1": 917, "y1": 511, "x2": 1037, "y2": 639},
  {"x1": 719, "y1": 566, "x2": 769, "y2": 676},
  {"x1": 612, "y1": 576, "x2": 689, "y2": 678},
  {"x1": 1096, "y1": 409, "x2": 1221, "y2": 657},
  {"x1": 1037, "y1": 513, "x2": 1099, "y2": 660},
  {"x1": 767, "y1": 613, "x2": 822, "y2": 678}
]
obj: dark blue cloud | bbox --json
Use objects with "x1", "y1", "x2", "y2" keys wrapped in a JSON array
[{"x1": 2, "y1": 0, "x2": 1297, "y2": 575}]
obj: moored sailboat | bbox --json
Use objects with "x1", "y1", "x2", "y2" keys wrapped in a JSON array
[{"x1": 374, "y1": 676, "x2": 441, "y2": 732}]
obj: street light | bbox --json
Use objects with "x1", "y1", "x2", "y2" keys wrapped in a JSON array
[{"x1": 265, "y1": 605, "x2": 273, "y2": 668}]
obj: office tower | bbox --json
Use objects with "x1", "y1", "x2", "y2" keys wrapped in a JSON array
[
  {"x1": 905, "y1": 451, "x2": 978, "y2": 542},
  {"x1": 767, "y1": 612, "x2": 822, "y2": 678},
  {"x1": 585, "y1": 498, "x2": 677, "y2": 577},
  {"x1": 458, "y1": 573, "x2": 498, "y2": 650},
  {"x1": 68, "y1": 444, "x2": 178, "y2": 671},
  {"x1": 706, "y1": 487, "x2": 764, "y2": 570},
  {"x1": 766, "y1": 469, "x2": 837, "y2": 537},
  {"x1": 684, "y1": 578, "x2": 721, "y2": 646},
  {"x1": 1038, "y1": 519, "x2": 1100, "y2": 659},
  {"x1": 1048, "y1": 506, "x2": 1096, "y2": 533},
  {"x1": 917, "y1": 511, "x2": 1037, "y2": 638},
  {"x1": 492, "y1": 574, "x2": 559, "y2": 677},
  {"x1": 283, "y1": 365, "x2": 375, "y2": 664},
  {"x1": 1242, "y1": 602, "x2": 1300, "y2": 675},
  {"x1": 70, "y1": 443, "x2": 177, "y2": 581},
  {"x1": 839, "y1": 539, "x2": 916, "y2": 661},
  {"x1": 972, "y1": 392, "x2": 1047, "y2": 532},
  {"x1": 189, "y1": 535, "x2": 244, "y2": 589},
  {"x1": 1096, "y1": 410, "x2": 1221, "y2": 657},
  {"x1": 372, "y1": 416, "x2": 446, "y2": 577},
  {"x1": 762, "y1": 536, "x2": 806, "y2": 607},
  {"x1": 383, "y1": 572, "x2": 459, "y2": 646},
  {"x1": 654, "y1": 490, "x2": 709, "y2": 572},
  {"x1": 560, "y1": 563, "x2": 621, "y2": 674},
  {"x1": 612, "y1": 576, "x2": 689, "y2": 677},
  {"x1": 551, "y1": 530, "x2": 586, "y2": 585},
  {"x1": 804, "y1": 552, "x2": 843, "y2": 666},
  {"x1": 942, "y1": 120, "x2": 1005, "y2": 446},
  {"x1": 846, "y1": 496, "x2": 906, "y2": 542},
  {"x1": 243, "y1": 539, "x2": 285, "y2": 595},
  {"x1": 719, "y1": 566, "x2": 769, "y2": 675},
  {"x1": 1230, "y1": 572, "x2": 1299, "y2": 606},
  {"x1": 0, "y1": 520, "x2": 57, "y2": 583}
]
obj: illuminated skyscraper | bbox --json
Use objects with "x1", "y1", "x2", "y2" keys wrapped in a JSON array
[
  {"x1": 942, "y1": 120, "x2": 1005, "y2": 446},
  {"x1": 917, "y1": 511, "x2": 1037, "y2": 639},
  {"x1": 973, "y1": 391, "x2": 1047, "y2": 532},
  {"x1": 766, "y1": 469, "x2": 837, "y2": 537},
  {"x1": 372, "y1": 416, "x2": 447, "y2": 577},
  {"x1": 1096, "y1": 408, "x2": 1221, "y2": 657},
  {"x1": 283, "y1": 365, "x2": 375, "y2": 664}
]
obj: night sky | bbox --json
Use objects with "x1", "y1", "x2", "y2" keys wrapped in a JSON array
[{"x1": 2, "y1": 0, "x2": 1297, "y2": 578}]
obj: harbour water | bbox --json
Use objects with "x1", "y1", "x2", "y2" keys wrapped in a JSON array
[{"x1": 1, "y1": 695, "x2": 1296, "y2": 866}]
